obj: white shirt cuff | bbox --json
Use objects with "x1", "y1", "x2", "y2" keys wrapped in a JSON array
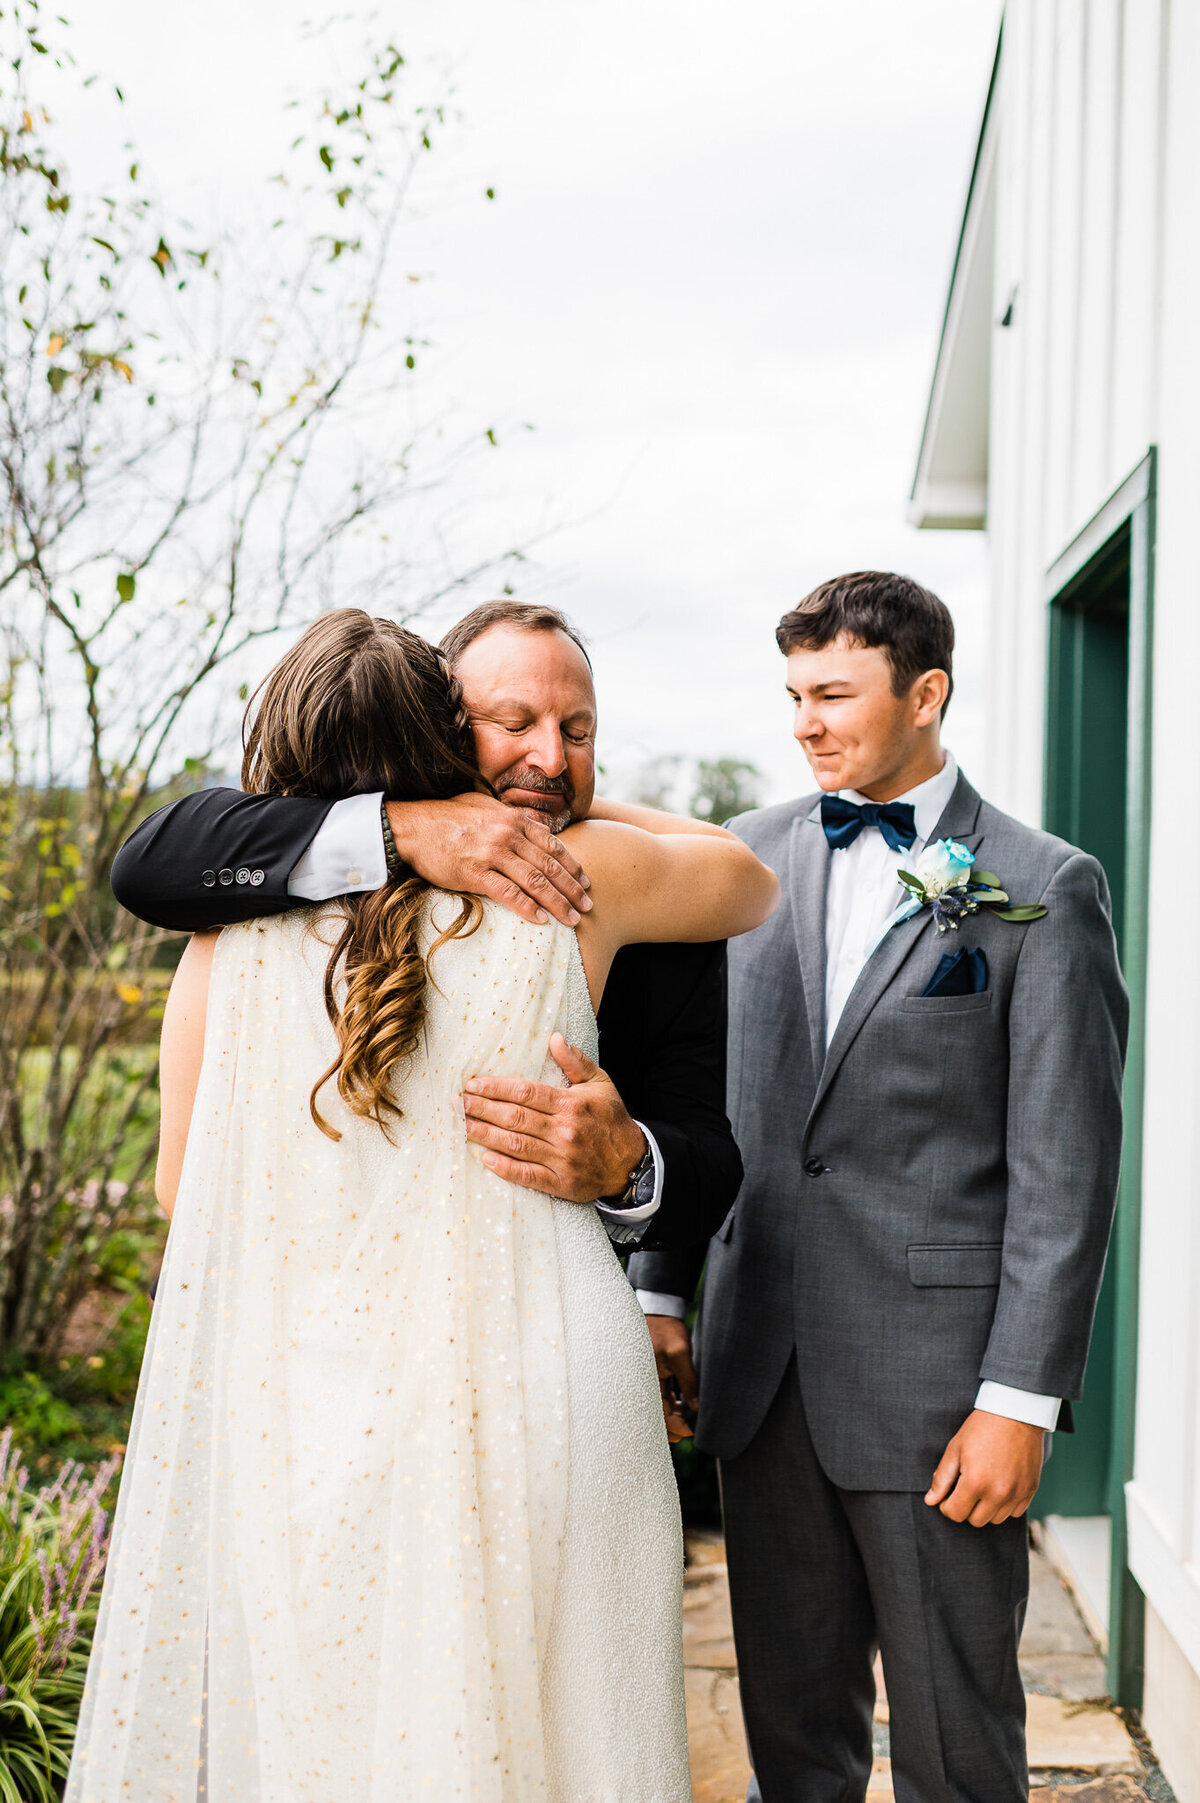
[
  {"x1": 594, "y1": 1123, "x2": 664, "y2": 1227},
  {"x1": 635, "y1": 1291, "x2": 687, "y2": 1319},
  {"x1": 287, "y1": 792, "x2": 388, "y2": 900},
  {"x1": 974, "y1": 1381, "x2": 1062, "y2": 1432}
]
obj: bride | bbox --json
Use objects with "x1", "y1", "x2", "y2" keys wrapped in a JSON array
[{"x1": 67, "y1": 609, "x2": 778, "y2": 1803}]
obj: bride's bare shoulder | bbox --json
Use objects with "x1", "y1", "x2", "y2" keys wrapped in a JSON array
[{"x1": 559, "y1": 819, "x2": 655, "y2": 897}]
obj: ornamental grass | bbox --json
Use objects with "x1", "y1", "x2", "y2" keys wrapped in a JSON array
[{"x1": 0, "y1": 1430, "x2": 117, "y2": 1802}]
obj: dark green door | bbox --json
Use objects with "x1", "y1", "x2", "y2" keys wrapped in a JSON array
[
  {"x1": 1038, "y1": 526, "x2": 1131, "y2": 1518},
  {"x1": 1037, "y1": 450, "x2": 1154, "y2": 1707}
]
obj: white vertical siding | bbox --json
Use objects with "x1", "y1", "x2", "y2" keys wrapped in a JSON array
[
  {"x1": 1126, "y1": 0, "x2": 1200, "y2": 1690},
  {"x1": 1074, "y1": 0, "x2": 1122, "y2": 516},
  {"x1": 984, "y1": 0, "x2": 1057, "y2": 818},
  {"x1": 983, "y1": 0, "x2": 1200, "y2": 1716},
  {"x1": 1109, "y1": 0, "x2": 1164, "y2": 479}
]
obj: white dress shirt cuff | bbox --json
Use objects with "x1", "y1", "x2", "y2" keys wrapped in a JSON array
[
  {"x1": 974, "y1": 1381, "x2": 1062, "y2": 1432},
  {"x1": 287, "y1": 792, "x2": 388, "y2": 900},
  {"x1": 635, "y1": 1291, "x2": 687, "y2": 1319}
]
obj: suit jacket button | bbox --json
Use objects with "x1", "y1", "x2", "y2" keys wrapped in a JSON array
[
  {"x1": 235, "y1": 867, "x2": 251, "y2": 885},
  {"x1": 803, "y1": 1156, "x2": 828, "y2": 1178},
  {"x1": 250, "y1": 868, "x2": 265, "y2": 886},
  {"x1": 202, "y1": 869, "x2": 217, "y2": 888},
  {"x1": 218, "y1": 868, "x2": 234, "y2": 886}
]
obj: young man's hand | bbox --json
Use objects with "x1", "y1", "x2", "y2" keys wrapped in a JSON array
[
  {"x1": 386, "y1": 794, "x2": 591, "y2": 928},
  {"x1": 646, "y1": 1314, "x2": 699, "y2": 1445},
  {"x1": 925, "y1": 1410, "x2": 1045, "y2": 1526}
]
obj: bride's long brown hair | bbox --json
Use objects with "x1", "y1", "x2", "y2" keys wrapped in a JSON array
[{"x1": 242, "y1": 609, "x2": 484, "y2": 1140}]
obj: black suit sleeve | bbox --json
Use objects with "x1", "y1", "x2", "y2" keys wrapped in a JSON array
[
  {"x1": 111, "y1": 789, "x2": 337, "y2": 931},
  {"x1": 597, "y1": 941, "x2": 742, "y2": 1256}
]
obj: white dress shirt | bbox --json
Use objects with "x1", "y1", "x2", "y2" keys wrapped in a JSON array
[
  {"x1": 637, "y1": 753, "x2": 1061, "y2": 1435},
  {"x1": 288, "y1": 794, "x2": 664, "y2": 1236}
]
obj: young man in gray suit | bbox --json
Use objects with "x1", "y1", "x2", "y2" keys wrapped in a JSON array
[{"x1": 628, "y1": 572, "x2": 1128, "y2": 1803}]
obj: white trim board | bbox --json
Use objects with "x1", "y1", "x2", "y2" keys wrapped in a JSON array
[
  {"x1": 1127, "y1": 1480, "x2": 1200, "y2": 1680},
  {"x1": 1039, "y1": 1515, "x2": 1111, "y2": 1653}
]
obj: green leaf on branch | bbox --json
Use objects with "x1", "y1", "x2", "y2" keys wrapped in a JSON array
[
  {"x1": 47, "y1": 364, "x2": 66, "y2": 392},
  {"x1": 319, "y1": 144, "x2": 334, "y2": 171},
  {"x1": 115, "y1": 573, "x2": 136, "y2": 603}
]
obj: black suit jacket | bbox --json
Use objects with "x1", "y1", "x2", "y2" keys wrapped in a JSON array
[{"x1": 113, "y1": 789, "x2": 742, "y2": 1252}]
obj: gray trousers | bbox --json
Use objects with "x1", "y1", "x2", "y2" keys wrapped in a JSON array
[{"x1": 719, "y1": 1359, "x2": 1029, "y2": 1803}]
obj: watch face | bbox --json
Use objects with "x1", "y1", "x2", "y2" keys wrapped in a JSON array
[{"x1": 633, "y1": 1163, "x2": 656, "y2": 1207}]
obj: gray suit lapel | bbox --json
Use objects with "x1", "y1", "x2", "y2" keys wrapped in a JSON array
[
  {"x1": 809, "y1": 771, "x2": 985, "y2": 1117},
  {"x1": 788, "y1": 803, "x2": 832, "y2": 1077}
]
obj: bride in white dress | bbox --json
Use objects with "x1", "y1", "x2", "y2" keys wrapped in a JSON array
[{"x1": 67, "y1": 610, "x2": 778, "y2": 1803}]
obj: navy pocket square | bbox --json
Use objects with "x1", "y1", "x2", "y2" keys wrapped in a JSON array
[{"x1": 922, "y1": 946, "x2": 988, "y2": 998}]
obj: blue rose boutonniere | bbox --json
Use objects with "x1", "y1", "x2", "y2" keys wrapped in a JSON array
[{"x1": 875, "y1": 838, "x2": 1048, "y2": 946}]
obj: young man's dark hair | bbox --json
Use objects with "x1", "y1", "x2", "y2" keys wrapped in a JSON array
[
  {"x1": 439, "y1": 599, "x2": 592, "y2": 671},
  {"x1": 776, "y1": 570, "x2": 954, "y2": 714}
]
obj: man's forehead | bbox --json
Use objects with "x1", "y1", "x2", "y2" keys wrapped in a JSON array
[
  {"x1": 786, "y1": 638, "x2": 889, "y2": 686},
  {"x1": 457, "y1": 625, "x2": 596, "y2": 712}
]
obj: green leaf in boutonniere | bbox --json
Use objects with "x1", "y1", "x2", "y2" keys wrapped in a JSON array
[
  {"x1": 897, "y1": 870, "x2": 925, "y2": 894},
  {"x1": 974, "y1": 871, "x2": 1002, "y2": 888},
  {"x1": 990, "y1": 904, "x2": 1049, "y2": 922},
  {"x1": 969, "y1": 885, "x2": 1009, "y2": 904}
]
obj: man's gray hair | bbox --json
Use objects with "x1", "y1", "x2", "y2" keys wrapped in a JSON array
[{"x1": 439, "y1": 600, "x2": 592, "y2": 671}]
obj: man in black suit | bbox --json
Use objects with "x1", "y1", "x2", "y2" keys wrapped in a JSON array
[{"x1": 112, "y1": 600, "x2": 741, "y2": 1257}]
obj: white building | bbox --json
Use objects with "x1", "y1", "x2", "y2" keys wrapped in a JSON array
[{"x1": 911, "y1": 5, "x2": 1200, "y2": 1793}]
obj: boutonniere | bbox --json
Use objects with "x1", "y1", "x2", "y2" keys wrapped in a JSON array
[{"x1": 877, "y1": 838, "x2": 1048, "y2": 944}]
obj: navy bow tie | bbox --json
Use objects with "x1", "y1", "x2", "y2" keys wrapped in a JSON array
[{"x1": 820, "y1": 793, "x2": 918, "y2": 852}]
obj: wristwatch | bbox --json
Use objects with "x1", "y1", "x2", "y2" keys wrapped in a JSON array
[
  {"x1": 603, "y1": 1141, "x2": 656, "y2": 1212},
  {"x1": 380, "y1": 797, "x2": 404, "y2": 877}
]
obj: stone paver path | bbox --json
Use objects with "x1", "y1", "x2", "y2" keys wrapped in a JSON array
[{"x1": 682, "y1": 1531, "x2": 1169, "y2": 1803}]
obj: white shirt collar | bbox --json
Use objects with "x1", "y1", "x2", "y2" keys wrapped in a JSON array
[{"x1": 841, "y1": 750, "x2": 958, "y2": 847}]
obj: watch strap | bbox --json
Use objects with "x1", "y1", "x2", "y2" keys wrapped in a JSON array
[{"x1": 380, "y1": 798, "x2": 404, "y2": 877}]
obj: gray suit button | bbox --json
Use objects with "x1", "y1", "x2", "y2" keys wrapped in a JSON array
[
  {"x1": 202, "y1": 869, "x2": 217, "y2": 888},
  {"x1": 218, "y1": 868, "x2": 234, "y2": 886},
  {"x1": 235, "y1": 867, "x2": 251, "y2": 885},
  {"x1": 250, "y1": 868, "x2": 265, "y2": 887},
  {"x1": 803, "y1": 1156, "x2": 828, "y2": 1178}
]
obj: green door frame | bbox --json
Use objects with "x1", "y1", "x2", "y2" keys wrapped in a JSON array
[{"x1": 1043, "y1": 448, "x2": 1156, "y2": 1707}]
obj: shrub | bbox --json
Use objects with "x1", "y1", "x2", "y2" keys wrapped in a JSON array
[
  {"x1": 0, "y1": 1373, "x2": 80, "y2": 1453},
  {"x1": 0, "y1": 1430, "x2": 118, "y2": 1802}
]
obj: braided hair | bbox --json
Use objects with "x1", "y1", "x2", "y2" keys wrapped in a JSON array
[{"x1": 242, "y1": 609, "x2": 485, "y2": 1140}]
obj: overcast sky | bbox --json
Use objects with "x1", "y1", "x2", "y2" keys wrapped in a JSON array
[{"x1": 63, "y1": 0, "x2": 1001, "y2": 804}]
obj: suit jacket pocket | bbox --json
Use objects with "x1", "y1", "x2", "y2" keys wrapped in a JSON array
[
  {"x1": 907, "y1": 1243, "x2": 1003, "y2": 1287},
  {"x1": 897, "y1": 991, "x2": 992, "y2": 1016}
]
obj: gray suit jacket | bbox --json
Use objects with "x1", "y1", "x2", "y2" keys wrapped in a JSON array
[{"x1": 629, "y1": 771, "x2": 1129, "y2": 1490}]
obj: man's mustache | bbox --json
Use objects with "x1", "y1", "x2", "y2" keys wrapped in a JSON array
[{"x1": 494, "y1": 766, "x2": 575, "y2": 809}]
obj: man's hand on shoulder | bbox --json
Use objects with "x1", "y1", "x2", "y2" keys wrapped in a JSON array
[
  {"x1": 387, "y1": 794, "x2": 591, "y2": 929},
  {"x1": 463, "y1": 1034, "x2": 646, "y2": 1201},
  {"x1": 925, "y1": 1409, "x2": 1045, "y2": 1526}
]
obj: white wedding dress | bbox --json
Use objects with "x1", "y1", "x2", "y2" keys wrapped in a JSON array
[{"x1": 67, "y1": 901, "x2": 690, "y2": 1803}]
